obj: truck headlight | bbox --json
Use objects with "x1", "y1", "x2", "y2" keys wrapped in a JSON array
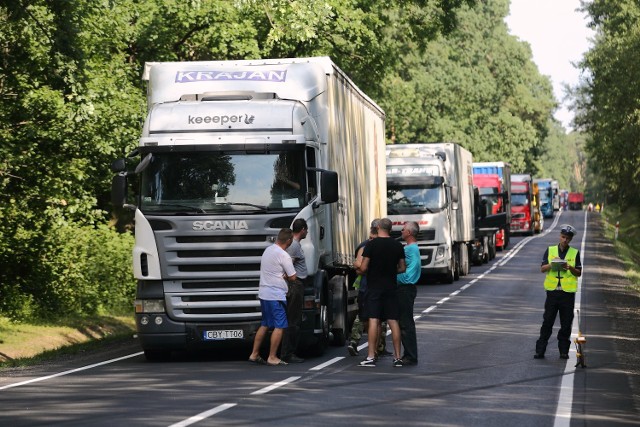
[
  {"x1": 135, "y1": 299, "x2": 165, "y2": 313},
  {"x1": 435, "y1": 246, "x2": 445, "y2": 260}
]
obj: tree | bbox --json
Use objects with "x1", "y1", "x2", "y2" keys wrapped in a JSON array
[
  {"x1": 573, "y1": 0, "x2": 640, "y2": 207},
  {"x1": 378, "y1": 0, "x2": 557, "y2": 175}
]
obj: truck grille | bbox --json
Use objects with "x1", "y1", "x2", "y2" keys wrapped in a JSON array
[{"x1": 154, "y1": 224, "x2": 274, "y2": 323}]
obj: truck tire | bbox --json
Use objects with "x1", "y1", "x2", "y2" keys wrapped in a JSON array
[
  {"x1": 488, "y1": 235, "x2": 496, "y2": 261},
  {"x1": 309, "y1": 304, "x2": 330, "y2": 357},
  {"x1": 443, "y1": 257, "x2": 455, "y2": 284},
  {"x1": 311, "y1": 278, "x2": 332, "y2": 355},
  {"x1": 503, "y1": 227, "x2": 510, "y2": 250},
  {"x1": 330, "y1": 276, "x2": 347, "y2": 346},
  {"x1": 461, "y1": 244, "x2": 470, "y2": 275}
]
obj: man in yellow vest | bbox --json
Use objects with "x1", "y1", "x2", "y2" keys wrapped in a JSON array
[{"x1": 534, "y1": 224, "x2": 582, "y2": 359}]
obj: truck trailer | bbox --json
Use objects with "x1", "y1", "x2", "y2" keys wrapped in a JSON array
[
  {"x1": 386, "y1": 143, "x2": 474, "y2": 284},
  {"x1": 111, "y1": 57, "x2": 386, "y2": 360},
  {"x1": 532, "y1": 182, "x2": 544, "y2": 233}
]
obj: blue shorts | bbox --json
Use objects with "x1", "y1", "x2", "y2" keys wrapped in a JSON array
[{"x1": 260, "y1": 299, "x2": 288, "y2": 329}]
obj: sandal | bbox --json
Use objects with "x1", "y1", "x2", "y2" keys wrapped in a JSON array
[{"x1": 248, "y1": 355, "x2": 267, "y2": 365}]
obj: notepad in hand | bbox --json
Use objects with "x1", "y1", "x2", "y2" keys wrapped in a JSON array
[{"x1": 550, "y1": 258, "x2": 567, "y2": 272}]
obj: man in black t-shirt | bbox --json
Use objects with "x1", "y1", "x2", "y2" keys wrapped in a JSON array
[{"x1": 355, "y1": 218, "x2": 406, "y2": 367}]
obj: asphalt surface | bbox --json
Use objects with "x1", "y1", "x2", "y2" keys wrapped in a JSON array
[{"x1": 0, "y1": 210, "x2": 638, "y2": 426}]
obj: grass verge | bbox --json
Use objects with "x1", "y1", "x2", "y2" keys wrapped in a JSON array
[
  {"x1": 0, "y1": 315, "x2": 135, "y2": 368},
  {"x1": 601, "y1": 203, "x2": 640, "y2": 294}
]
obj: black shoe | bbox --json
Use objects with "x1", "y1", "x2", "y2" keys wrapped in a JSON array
[
  {"x1": 401, "y1": 357, "x2": 417, "y2": 366},
  {"x1": 393, "y1": 358, "x2": 404, "y2": 367},
  {"x1": 283, "y1": 354, "x2": 304, "y2": 363},
  {"x1": 347, "y1": 342, "x2": 359, "y2": 356},
  {"x1": 533, "y1": 353, "x2": 545, "y2": 359},
  {"x1": 559, "y1": 353, "x2": 569, "y2": 360}
]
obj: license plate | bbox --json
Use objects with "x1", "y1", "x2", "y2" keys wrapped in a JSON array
[{"x1": 203, "y1": 329, "x2": 244, "y2": 340}]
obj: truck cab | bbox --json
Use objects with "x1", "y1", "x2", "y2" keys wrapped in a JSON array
[{"x1": 510, "y1": 174, "x2": 534, "y2": 236}]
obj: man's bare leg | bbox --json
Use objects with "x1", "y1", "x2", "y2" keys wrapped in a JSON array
[
  {"x1": 387, "y1": 319, "x2": 402, "y2": 359},
  {"x1": 268, "y1": 327, "x2": 284, "y2": 364},
  {"x1": 249, "y1": 326, "x2": 267, "y2": 360},
  {"x1": 367, "y1": 318, "x2": 380, "y2": 359}
]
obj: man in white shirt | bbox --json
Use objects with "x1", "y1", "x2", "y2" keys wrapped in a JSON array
[{"x1": 249, "y1": 228, "x2": 297, "y2": 366}]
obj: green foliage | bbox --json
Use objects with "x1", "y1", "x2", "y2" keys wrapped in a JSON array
[
  {"x1": 0, "y1": 0, "x2": 141, "y2": 320},
  {"x1": 601, "y1": 204, "x2": 640, "y2": 293},
  {"x1": 536, "y1": 122, "x2": 587, "y2": 191},
  {"x1": 573, "y1": 0, "x2": 640, "y2": 208},
  {"x1": 379, "y1": 0, "x2": 557, "y2": 175},
  {"x1": 0, "y1": 220, "x2": 135, "y2": 320}
]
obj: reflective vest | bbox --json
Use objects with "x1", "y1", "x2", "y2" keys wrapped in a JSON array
[{"x1": 543, "y1": 245, "x2": 578, "y2": 292}]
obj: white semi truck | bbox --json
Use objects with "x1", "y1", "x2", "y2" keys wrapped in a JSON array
[
  {"x1": 386, "y1": 143, "x2": 474, "y2": 283},
  {"x1": 111, "y1": 57, "x2": 386, "y2": 360}
]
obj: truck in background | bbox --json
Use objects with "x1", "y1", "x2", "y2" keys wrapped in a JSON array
[
  {"x1": 552, "y1": 180, "x2": 560, "y2": 211},
  {"x1": 472, "y1": 162, "x2": 512, "y2": 251},
  {"x1": 386, "y1": 143, "x2": 474, "y2": 284},
  {"x1": 560, "y1": 189, "x2": 569, "y2": 210},
  {"x1": 111, "y1": 57, "x2": 386, "y2": 360},
  {"x1": 534, "y1": 178, "x2": 555, "y2": 218},
  {"x1": 511, "y1": 174, "x2": 535, "y2": 236},
  {"x1": 568, "y1": 192, "x2": 585, "y2": 210},
  {"x1": 532, "y1": 182, "x2": 544, "y2": 233}
]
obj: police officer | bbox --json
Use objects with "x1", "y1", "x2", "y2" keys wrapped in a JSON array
[{"x1": 534, "y1": 224, "x2": 582, "y2": 359}]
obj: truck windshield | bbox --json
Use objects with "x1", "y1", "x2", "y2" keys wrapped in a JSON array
[
  {"x1": 511, "y1": 193, "x2": 529, "y2": 206},
  {"x1": 479, "y1": 187, "x2": 499, "y2": 203},
  {"x1": 387, "y1": 184, "x2": 443, "y2": 214},
  {"x1": 139, "y1": 149, "x2": 307, "y2": 213}
]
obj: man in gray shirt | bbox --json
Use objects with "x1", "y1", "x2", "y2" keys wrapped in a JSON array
[{"x1": 281, "y1": 218, "x2": 308, "y2": 363}]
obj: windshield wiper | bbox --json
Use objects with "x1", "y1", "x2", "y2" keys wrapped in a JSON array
[
  {"x1": 150, "y1": 203, "x2": 207, "y2": 213},
  {"x1": 415, "y1": 206, "x2": 436, "y2": 213},
  {"x1": 222, "y1": 202, "x2": 269, "y2": 211}
]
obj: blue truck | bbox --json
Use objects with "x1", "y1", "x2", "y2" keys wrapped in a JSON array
[{"x1": 533, "y1": 178, "x2": 555, "y2": 219}]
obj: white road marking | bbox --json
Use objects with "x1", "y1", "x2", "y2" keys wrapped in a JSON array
[
  {"x1": 553, "y1": 210, "x2": 588, "y2": 427},
  {"x1": 250, "y1": 376, "x2": 301, "y2": 395},
  {"x1": 0, "y1": 351, "x2": 144, "y2": 391},
  {"x1": 310, "y1": 357, "x2": 344, "y2": 371},
  {"x1": 168, "y1": 403, "x2": 237, "y2": 427}
]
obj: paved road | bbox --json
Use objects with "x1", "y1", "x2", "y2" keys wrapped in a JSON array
[{"x1": 1, "y1": 210, "x2": 638, "y2": 426}]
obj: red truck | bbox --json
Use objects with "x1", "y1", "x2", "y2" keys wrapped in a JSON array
[
  {"x1": 510, "y1": 174, "x2": 534, "y2": 236},
  {"x1": 568, "y1": 192, "x2": 584, "y2": 210}
]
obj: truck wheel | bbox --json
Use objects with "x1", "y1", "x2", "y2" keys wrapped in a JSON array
[
  {"x1": 461, "y1": 245, "x2": 470, "y2": 276},
  {"x1": 331, "y1": 283, "x2": 347, "y2": 346},
  {"x1": 144, "y1": 349, "x2": 171, "y2": 362},
  {"x1": 503, "y1": 228, "x2": 510, "y2": 250},
  {"x1": 453, "y1": 248, "x2": 460, "y2": 281},
  {"x1": 488, "y1": 236, "x2": 496, "y2": 261},
  {"x1": 309, "y1": 304, "x2": 329, "y2": 357},
  {"x1": 443, "y1": 257, "x2": 455, "y2": 284}
]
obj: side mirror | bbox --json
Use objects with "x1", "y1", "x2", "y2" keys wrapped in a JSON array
[
  {"x1": 111, "y1": 158, "x2": 126, "y2": 172},
  {"x1": 320, "y1": 170, "x2": 339, "y2": 204},
  {"x1": 450, "y1": 186, "x2": 459, "y2": 203},
  {"x1": 111, "y1": 173, "x2": 128, "y2": 208}
]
